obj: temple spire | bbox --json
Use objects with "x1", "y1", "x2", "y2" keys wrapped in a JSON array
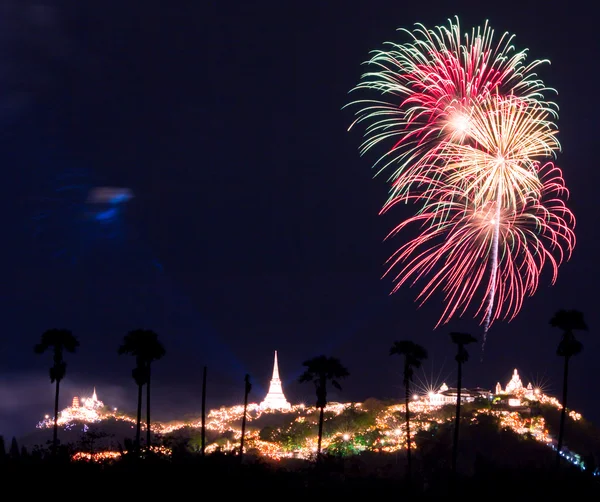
[
  {"x1": 260, "y1": 350, "x2": 291, "y2": 410},
  {"x1": 272, "y1": 350, "x2": 280, "y2": 380}
]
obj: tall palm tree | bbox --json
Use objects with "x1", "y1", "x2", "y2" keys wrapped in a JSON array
[
  {"x1": 449, "y1": 331, "x2": 477, "y2": 479},
  {"x1": 298, "y1": 355, "x2": 349, "y2": 459},
  {"x1": 125, "y1": 355, "x2": 146, "y2": 453},
  {"x1": 390, "y1": 340, "x2": 428, "y2": 485},
  {"x1": 34, "y1": 328, "x2": 79, "y2": 454},
  {"x1": 239, "y1": 374, "x2": 252, "y2": 461},
  {"x1": 118, "y1": 329, "x2": 166, "y2": 452},
  {"x1": 550, "y1": 309, "x2": 587, "y2": 467}
]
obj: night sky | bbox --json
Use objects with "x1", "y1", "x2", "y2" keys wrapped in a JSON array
[{"x1": 1, "y1": 1, "x2": 598, "y2": 439}]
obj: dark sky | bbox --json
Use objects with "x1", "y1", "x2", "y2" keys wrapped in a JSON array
[{"x1": 1, "y1": 0, "x2": 598, "y2": 438}]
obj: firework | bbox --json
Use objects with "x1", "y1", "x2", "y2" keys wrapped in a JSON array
[
  {"x1": 381, "y1": 163, "x2": 574, "y2": 328},
  {"x1": 346, "y1": 17, "x2": 575, "y2": 336},
  {"x1": 435, "y1": 93, "x2": 560, "y2": 211},
  {"x1": 347, "y1": 16, "x2": 557, "y2": 203}
]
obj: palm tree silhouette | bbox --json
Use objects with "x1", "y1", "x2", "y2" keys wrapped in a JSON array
[
  {"x1": 390, "y1": 340, "x2": 428, "y2": 486},
  {"x1": 449, "y1": 331, "x2": 477, "y2": 480},
  {"x1": 34, "y1": 328, "x2": 79, "y2": 454},
  {"x1": 118, "y1": 329, "x2": 166, "y2": 452},
  {"x1": 298, "y1": 355, "x2": 349, "y2": 459},
  {"x1": 550, "y1": 309, "x2": 587, "y2": 467}
]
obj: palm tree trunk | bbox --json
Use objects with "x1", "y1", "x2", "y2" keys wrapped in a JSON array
[
  {"x1": 136, "y1": 383, "x2": 143, "y2": 453},
  {"x1": 317, "y1": 405, "x2": 325, "y2": 459},
  {"x1": 146, "y1": 364, "x2": 151, "y2": 449},
  {"x1": 556, "y1": 355, "x2": 570, "y2": 467},
  {"x1": 53, "y1": 378, "x2": 60, "y2": 454},
  {"x1": 240, "y1": 386, "x2": 249, "y2": 461},
  {"x1": 405, "y1": 378, "x2": 412, "y2": 485},
  {"x1": 201, "y1": 366, "x2": 207, "y2": 456},
  {"x1": 452, "y1": 360, "x2": 462, "y2": 477}
]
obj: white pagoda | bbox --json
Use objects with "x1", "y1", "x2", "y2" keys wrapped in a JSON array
[{"x1": 260, "y1": 351, "x2": 291, "y2": 410}]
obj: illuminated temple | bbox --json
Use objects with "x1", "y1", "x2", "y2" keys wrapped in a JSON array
[
  {"x1": 260, "y1": 351, "x2": 291, "y2": 410},
  {"x1": 425, "y1": 368, "x2": 540, "y2": 407},
  {"x1": 494, "y1": 368, "x2": 539, "y2": 406},
  {"x1": 37, "y1": 387, "x2": 107, "y2": 428},
  {"x1": 426, "y1": 382, "x2": 491, "y2": 405}
]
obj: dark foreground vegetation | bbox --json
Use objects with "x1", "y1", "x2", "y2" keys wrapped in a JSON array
[
  {"x1": 3, "y1": 417, "x2": 599, "y2": 498},
  {"x1": 0, "y1": 448, "x2": 597, "y2": 498}
]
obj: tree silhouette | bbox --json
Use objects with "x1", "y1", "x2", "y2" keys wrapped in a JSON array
[
  {"x1": 34, "y1": 328, "x2": 79, "y2": 454},
  {"x1": 550, "y1": 309, "x2": 587, "y2": 467},
  {"x1": 118, "y1": 329, "x2": 166, "y2": 452},
  {"x1": 450, "y1": 331, "x2": 477, "y2": 482},
  {"x1": 298, "y1": 355, "x2": 349, "y2": 459},
  {"x1": 9, "y1": 437, "x2": 19, "y2": 460},
  {"x1": 79, "y1": 428, "x2": 111, "y2": 457},
  {"x1": 390, "y1": 340, "x2": 428, "y2": 486}
]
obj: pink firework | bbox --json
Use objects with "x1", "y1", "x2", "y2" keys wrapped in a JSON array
[{"x1": 381, "y1": 162, "x2": 575, "y2": 328}]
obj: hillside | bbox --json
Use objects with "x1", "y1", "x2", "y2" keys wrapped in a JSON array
[{"x1": 15, "y1": 391, "x2": 600, "y2": 475}]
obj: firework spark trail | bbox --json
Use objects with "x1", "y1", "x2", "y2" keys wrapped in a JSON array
[
  {"x1": 481, "y1": 194, "x2": 501, "y2": 358},
  {"x1": 380, "y1": 170, "x2": 574, "y2": 330}
]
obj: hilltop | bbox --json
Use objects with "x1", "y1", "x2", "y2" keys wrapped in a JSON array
[{"x1": 15, "y1": 382, "x2": 600, "y2": 476}]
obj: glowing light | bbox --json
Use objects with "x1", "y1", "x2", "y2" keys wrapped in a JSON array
[{"x1": 451, "y1": 113, "x2": 470, "y2": 133}]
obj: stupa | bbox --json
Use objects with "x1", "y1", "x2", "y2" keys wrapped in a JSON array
[{"x1": 260, "y1": 351, "x2": 292, "y2": 410}]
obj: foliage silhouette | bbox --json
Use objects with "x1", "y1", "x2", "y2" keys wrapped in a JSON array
[
  {"x1": 10, "y1": 437, "x2": 20, "y2": 460},
  {"x1": 298, "y1": 355, "x2": 349, "y2": 459},
  {"x1": 550, "y1": 309, "x2": 587, "y2": 467},
  {"x1": 390, "y1": 340, "x2": 428, "y2": 487},
  {"x1": 34, "y1": 328, "x2": 79, "y2": 454},
  {"x1": 118, "y1": 329, "x2": 166, "y2": 452},
  {"x1": 449, "y1": 331, "x2": 477, "y2": 483}
]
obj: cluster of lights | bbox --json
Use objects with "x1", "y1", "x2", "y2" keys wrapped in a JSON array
[
  {"x1": 72, "y1": 451, "x2": 121, "y2": 462},
  {"x1": 37, "y1": 390, "x2": 129, "y2": 430},
  {"x1": 38, "y1": 385, "x2": 588, "y2": 466},
  {"x1": 476, "y1": 409, "x2": 552, "y2": 443},
  {"x1": 72, "y1": 445, "x2": 172, "y2": 463},
  {"x1": 537, "y1": 394, "x2": 582, "y2": 421}
]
